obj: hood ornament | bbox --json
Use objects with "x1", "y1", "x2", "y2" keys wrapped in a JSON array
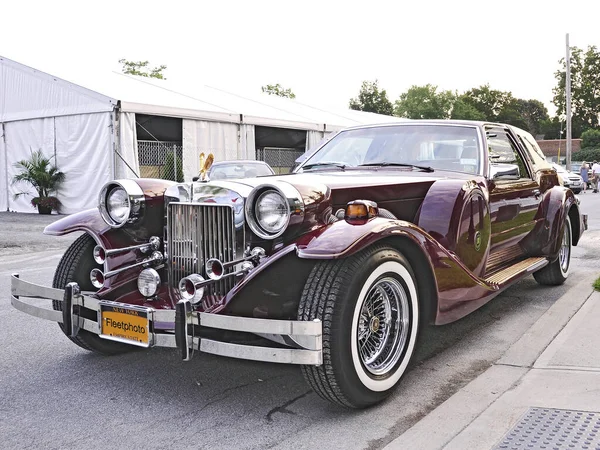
[{"x1": 195, "y1": 152, "x2": 215, "y2": 182}]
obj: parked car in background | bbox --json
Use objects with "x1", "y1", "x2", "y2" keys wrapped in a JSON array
[
  {"x1": 195, "y1": 160, "x2": 274, "y2": 181},
  {"x1": 570, "y1": 162, "x2": 592, "y2": 189},
  {"x1": 11, "y1": 120, "x2": 587, "y2": 409},
  {"x1": 552, "y1": 163, "x2": 584, "y2": 193}
]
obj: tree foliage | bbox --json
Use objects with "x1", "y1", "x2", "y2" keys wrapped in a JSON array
[
  {"x1": 261, "y1": 83, "x2": 296, "y2": 99},
  {"x1": 394, "y1": 84, "x2": 454, "y2": 119},
  {"x1": 552, "y1": 45, "x2": 600, "y2": 132},
  {"x1": 581, "y1": 129, "x2": 600, "y2": 149},
  {"x1": 119, "y1": 59, "x2": 167, "y2": 79},
  {"x1": 572, "y1": 147, "x2": 600, "y2": 162},
  {"x1": 349, "y1": 80, "x2": 394, "y2": 115},
  {"x1": 513, "y1": 99, "x2": 549, "y2": 137}
]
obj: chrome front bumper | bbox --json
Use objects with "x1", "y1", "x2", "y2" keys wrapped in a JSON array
[{"x1": 10, "y1": 274, "x2": 322, "y2": 365}]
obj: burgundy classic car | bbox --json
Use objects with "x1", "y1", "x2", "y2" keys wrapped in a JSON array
[{"x1": 10, "y1": 120, "x2": 587, "y2": 409}]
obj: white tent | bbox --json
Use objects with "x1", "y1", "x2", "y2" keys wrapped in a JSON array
[{"x1": 0, "y1": 56, "x2": 403, "y2": 214}]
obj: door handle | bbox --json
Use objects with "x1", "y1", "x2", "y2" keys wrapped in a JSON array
[{"x1": 533, "y1": 189, "x2": 541, "y2": 199}]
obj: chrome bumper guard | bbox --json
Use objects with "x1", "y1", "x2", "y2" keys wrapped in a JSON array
[{"x1": 10, "y1": 274, "x2": 322, "y2": 366}]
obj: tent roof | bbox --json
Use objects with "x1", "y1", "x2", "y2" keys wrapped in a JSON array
[
  {"x1": 0, "y1": 56, "x2": 404, "y2": 130},
  {"x1": 0, "y1": 56, "x2": 116, "y2": 122}
]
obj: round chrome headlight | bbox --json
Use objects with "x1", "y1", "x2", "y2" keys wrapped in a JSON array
[
  {"x1": 245, "y1": 183, "x2": 305, "y2": 240},
  {"x1": 98, "y1": 180, "x2": 145, "y2": 228},
  {"x1": 255, "y1": 190, "x2": 289, "y2": 234},
  {"x1": 107, "y1": 186, "x2": 130, "y2": 223}
]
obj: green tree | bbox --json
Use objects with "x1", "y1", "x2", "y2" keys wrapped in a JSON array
[
  {"x1": 349, "y1": 80, "x2": 394, "y2": 115},
  {"x1": 552, "y1": 45, "x2": 600, "y2": 132},
  {"x1": 459, "y1": 84, "x2": 514, "y2": 121},
  {"x1": 512, "y1": 99, "x2": 549, "y2": 136},
  {"x1": 119, "y1": 59, "x2": 167, "y2": 79},
  {"x1": 540, "y1": 117, "x2": 563, "y2": 140},
  {"x1": 581, "y1": 129, "x2": 600, "y2": 148},
  {"x1": 394, "y1": 84, "x2": 455, "y2": 119},
  {"x1": 450, "y1": 96, "x2": 486, "y2": 121},
  {"x1": 261, "y1": 83, "x2": 296, "y2": 99}
]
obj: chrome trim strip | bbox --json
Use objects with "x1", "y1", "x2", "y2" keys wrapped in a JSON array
[
  {"x1": 198, "y1": 313, "x2": 321, "y2": 336},
  {"x1": 199, "y1": 339, "x2": 322, "y2": 365},
  {"x1": 11, "y1": 274, "x2": 323, "y2": 365},
  {"x1": 11, "y1": 274, "x2": 65, "y2": 301}
]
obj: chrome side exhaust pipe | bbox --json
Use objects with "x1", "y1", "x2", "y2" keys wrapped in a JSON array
[
  {"x1": 93, "y1": 236, "x2": 161, "y2": 264},
  {"x1": 179, "y1": 263, "x2": 253, "y2": 304},
  {"x1": 204, "y1": 247, "x2": 266, "y2": 281},
  {"x1": 90, "y1": 251, "x2": 164, "y2": 288}
]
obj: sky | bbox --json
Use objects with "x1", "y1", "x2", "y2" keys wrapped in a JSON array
[{"x1": 2, "y1": 0, "x2": 600, "y2": 117}]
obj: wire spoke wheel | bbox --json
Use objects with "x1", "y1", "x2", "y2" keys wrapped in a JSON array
[
  {"x1": 559, "y1": 221, "x2": 571, "y2": 273},
  {"x1": 357, "y1": 277, "x2": 409, "y2": 376}
]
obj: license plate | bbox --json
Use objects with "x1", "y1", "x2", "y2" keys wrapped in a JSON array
[{"x1": 99, "y1": 302, "x2": 151, "y2": 347}]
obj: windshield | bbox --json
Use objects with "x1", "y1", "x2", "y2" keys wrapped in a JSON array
[
  {"x1": 209, "y1": 162, "x2": 273, "y2": 180},
  {"x1": 298, "y1": 125, "x2": 481, "y2": 174}
]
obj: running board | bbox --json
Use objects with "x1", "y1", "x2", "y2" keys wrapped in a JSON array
[{"x1": 484, "y1": 257, "x2": 548, "y2": 286}]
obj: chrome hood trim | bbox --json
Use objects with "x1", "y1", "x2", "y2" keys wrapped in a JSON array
[{"x1": 165, "y1": 181, "x2": 252, "y2": 229}]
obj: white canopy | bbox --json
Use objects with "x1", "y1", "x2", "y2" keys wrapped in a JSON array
[{"x1": 0, "y1": 56, "x2": 404, "y2": 213}]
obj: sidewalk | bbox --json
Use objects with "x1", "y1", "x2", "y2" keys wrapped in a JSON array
[{"x1": 386, "y1": 274, "x2": 600, "y2": 450}]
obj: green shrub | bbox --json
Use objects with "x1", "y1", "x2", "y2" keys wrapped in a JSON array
[
  {"x1": 581, "y1": 129, "x2": 600, "y2": 149},
  {"x1": 572, "y1": 147, "x2": 600, "y2": 162},
  {"x1": 12, "y1": 149, "x2": 65, "y2": 212}
]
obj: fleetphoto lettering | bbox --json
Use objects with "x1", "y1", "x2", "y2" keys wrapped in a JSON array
[{"x1": 105, "y1": 318, "x2": 146, "y2": 334}]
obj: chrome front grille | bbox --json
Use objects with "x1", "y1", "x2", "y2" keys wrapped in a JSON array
[{"x1": 167, "y1": 202, "x2": 236, "y2": 300}]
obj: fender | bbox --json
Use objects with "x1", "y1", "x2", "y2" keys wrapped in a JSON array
[
  {"x1": 530, "y1": 186, "x2": 581, "y2": 259},
  {"x1": 42, "y1": 178, "x2": 174, "y2": 307},
  {"x1": 294, "y1": 217, "x2": 501, "y2": 325}
]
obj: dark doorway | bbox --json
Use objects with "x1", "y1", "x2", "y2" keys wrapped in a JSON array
[
  {"x1": 135, "y1": 114, "x2": 183, "y2": 181},
  {"x1": 254, "y1": 126, "x2": 306, "y2": 174}
]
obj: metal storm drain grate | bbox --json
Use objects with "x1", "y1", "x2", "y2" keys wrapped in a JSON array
[{"x1": 494, "y1": 407, "x2": 600, "y2": 449}]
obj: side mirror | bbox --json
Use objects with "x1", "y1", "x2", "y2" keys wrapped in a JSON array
[{"x1": 491, "y1": 163, "x2": 520, "y2": 180}]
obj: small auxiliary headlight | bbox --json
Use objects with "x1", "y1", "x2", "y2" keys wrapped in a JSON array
[{"x1": 138, "y1": 268, "x2": 161, "y2": 297}]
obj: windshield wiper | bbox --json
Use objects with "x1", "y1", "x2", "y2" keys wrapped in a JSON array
[
  {"x1": 359, "y1": 162, "x2": 434, "y2": 172},
  {"x1": 301, "y1": 162, "x2": 347, "y2": 171}
]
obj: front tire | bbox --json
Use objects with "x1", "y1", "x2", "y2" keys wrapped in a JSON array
[
  {"x1": 52, "y1": 233, "x2": 134, "y2": 355},
  {"x1": 534, "y1": 215, "x2": 572, "y2": 286},
  {"x1": 298, "y1": 246, "x2": 419, "y2": 408}
]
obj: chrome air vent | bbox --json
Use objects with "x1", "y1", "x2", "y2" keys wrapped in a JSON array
[{"x1": 167, "y1": 203, "x2": 236, "y2": 305}]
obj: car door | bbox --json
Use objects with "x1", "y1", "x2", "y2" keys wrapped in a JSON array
[{"x1": 486, "y1": 126, "x2": 542, "y2": 267}]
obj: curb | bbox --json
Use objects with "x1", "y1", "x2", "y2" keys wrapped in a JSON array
[{"x1": 384, "y1": 273, "x2": 597, "y2": 450}]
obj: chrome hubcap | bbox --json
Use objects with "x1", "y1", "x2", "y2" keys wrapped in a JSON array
[
  {"x1": 559, "y1": 222, "x2": 571, "y2": 273},
  {"x1": 357, "y1": 277, "x2": 410, "y2": 376}
]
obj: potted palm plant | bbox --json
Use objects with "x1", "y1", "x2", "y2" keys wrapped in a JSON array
[{"x1": 12, "y1": 149, "x2": 65, "y2": 214}]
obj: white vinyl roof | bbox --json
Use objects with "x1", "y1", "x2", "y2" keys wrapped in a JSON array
[{"x1": 0, "y1": 55, "x2": 404, "y2": 131}]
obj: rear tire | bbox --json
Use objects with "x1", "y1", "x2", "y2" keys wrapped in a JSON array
[
  {"x1": 52, "y1": 233, "x2": 134, "y2": 355},
  {"x1": 298, "y1": 246, "x2": 419, "y2": 408},
  {"x1": 534, "y1": 215, "x2": 572, "y2": 286}
]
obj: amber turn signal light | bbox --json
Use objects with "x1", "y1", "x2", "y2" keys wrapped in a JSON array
[{"x1": 345, "y1": 200, "x2": 378, "y2": 223}]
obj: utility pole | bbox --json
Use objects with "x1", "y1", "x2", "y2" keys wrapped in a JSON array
[{"x1": 565, "y1": 33, "x2": 572, "y2": 171}]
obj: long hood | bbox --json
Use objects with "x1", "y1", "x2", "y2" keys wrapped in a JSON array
[{"x1": 164, "y1": 168, "x2": 483, "y2": 227}]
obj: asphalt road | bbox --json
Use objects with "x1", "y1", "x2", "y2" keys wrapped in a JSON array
[{"x1": 1, "y1": 196, "x2": 599, "y2": 450}]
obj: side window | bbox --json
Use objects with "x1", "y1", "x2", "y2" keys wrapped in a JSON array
[{"x1": 487, "y1": 130, "x2": 530, "y2": 180}]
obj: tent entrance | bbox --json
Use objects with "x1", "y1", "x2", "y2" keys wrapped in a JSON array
[
  {"x1": 135, "y1": 114, "x2": 183, "y2": 181},
  {"x1": 254, "y1": 126, "x2": 306, "y2": 174}
]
